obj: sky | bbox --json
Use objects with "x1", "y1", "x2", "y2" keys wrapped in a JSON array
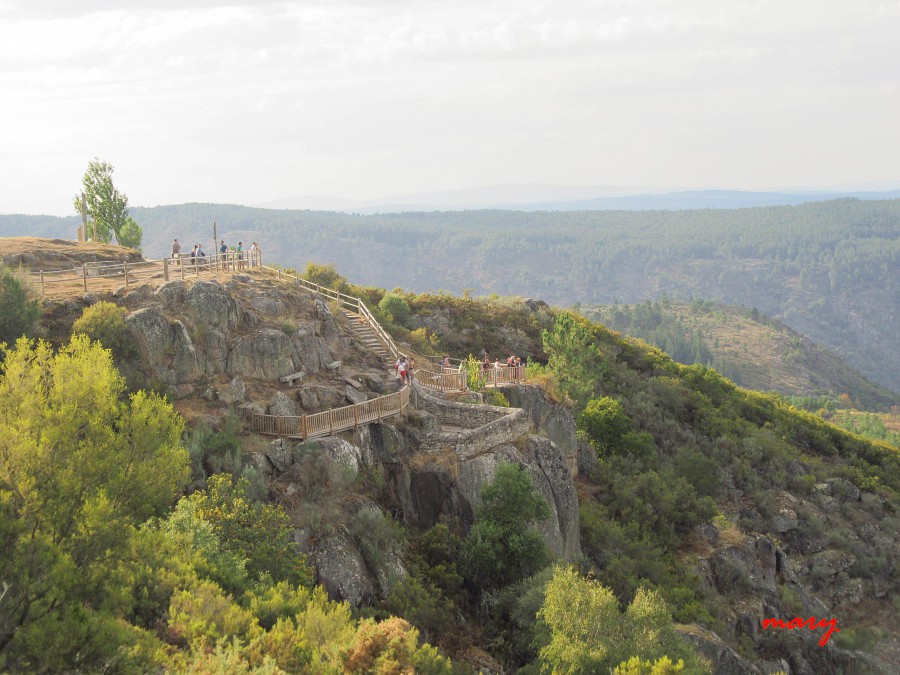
[{"x1": 2, "y1": 0, "x2": 900, "y2": 215}]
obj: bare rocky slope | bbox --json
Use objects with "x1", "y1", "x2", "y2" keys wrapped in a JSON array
[{"x1": 21, "y1": 239, "x2": 898, "y2": 674}]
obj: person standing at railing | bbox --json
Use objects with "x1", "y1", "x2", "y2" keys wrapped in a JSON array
[
  {"x1": 249, "y1": 241, "x2": 259, "y2": 267},
  {"x1": 441, "y1": 354, "x2": 450, "y2": 369},
  {"x1": 236, "y1": 241, "x2": 244, "y2": 270},
  {"x1": 172, "y1": 238, "x2": 181, "y2": 258}
]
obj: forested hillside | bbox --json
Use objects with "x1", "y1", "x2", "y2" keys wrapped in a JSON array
[
  {"x1": 583, "y1": 300, "x2": 899, "y2": 412},
  {"x1": 3, "y1": 197, "x2": 898, "y2": 391}
]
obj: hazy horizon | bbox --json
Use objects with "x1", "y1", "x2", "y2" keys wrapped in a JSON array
[{"x1": 2, "y1": 1, "x2": 900, "y2": 216}]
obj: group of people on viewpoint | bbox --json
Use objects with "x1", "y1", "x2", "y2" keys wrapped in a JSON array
[
  {"x1": 481, "y1": 353, "x2": 523, "y2": 371},
  {"x1": 170, "y1": 238, "x2": 261, "y2": 269},
  {"x1": 394, "y1": 356, "x2": 415, "y2": 385}
]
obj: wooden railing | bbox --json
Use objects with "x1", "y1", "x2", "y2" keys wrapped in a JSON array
[
  {"x1": 28, "y1": 250, "x2": 262, "y2": 295},
  {"x1": 250, "y1": 385, "x2": 410, "y2": 439},
  {"x1": 162, "y1": 250, "x2": 261, "y2": 280},
  {"x1": 414, "y1": 366, "x2": 468, "y2": 391},
  {"x1": 482, "y1": 365, "x2": 527, "y2": 387}
]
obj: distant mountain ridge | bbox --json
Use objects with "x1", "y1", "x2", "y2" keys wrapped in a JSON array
[{"x1": 254, "y1": 185, "x2": 900, "y2": 213}]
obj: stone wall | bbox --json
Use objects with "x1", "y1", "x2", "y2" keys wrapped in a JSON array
[
  {"x1": 411, "y1": 381, "x2": 531, "y2": 460},
  {"x1": 411, "y1": 383, "x2": 511, "y2": 428}
]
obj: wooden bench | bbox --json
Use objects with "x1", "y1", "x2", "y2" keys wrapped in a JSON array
[{"x1": 279, "y1": 371, "x2": 306, "y2": 386}]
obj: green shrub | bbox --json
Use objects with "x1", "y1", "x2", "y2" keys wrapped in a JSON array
[
  {"x1": 0, "y1": 263, "x2": 40, "y2": 346},
  {"x1": 461, "y1": 463, "x2": 552, "y2": 591},
  {"x1": 484, "y1": 389, "x2": 510, "y2": 407},
  {"x1": 72, "y1": 300, "x2": 135, "y2": 359}
]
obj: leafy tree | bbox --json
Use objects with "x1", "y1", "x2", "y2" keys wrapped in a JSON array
[
  {"x1": 578, "y1": 396, "x2": 633, "y2": 457},
  {"x1": 0, "y1": 264, "x2": 39, "y2": 347},
  {"x1": 538, "y1": 567, "x2": 705, "y2": 674},
  {"x1": 187, "y1": 474, "x2": 314, "y2": 589},
  {"x1": 73, "y1": 157, "x2": 141, "y2": 248},
  {"x1": 378, "y1": 293, "x2": 411, "y2": 325},
  {"x1": 0, "y1": 335, "x2": 189, "y2": 670},
  {"x1": 542, "y1": 312, "x2": 607, "y2": 406},
  {"x1": 119, "y1": 215, "x2": 144, "y2": 250},
  {"x1": 461, "y1": 462, "x2": 552, "y2": 590}
]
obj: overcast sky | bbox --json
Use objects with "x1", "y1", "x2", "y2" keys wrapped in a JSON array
[{"x1": 2, "y1": 0, "x2": 899, "y2": 215}]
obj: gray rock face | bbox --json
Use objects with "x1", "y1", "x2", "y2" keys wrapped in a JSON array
[
  {"x1": 710, "y1": 543, "x2": 778, "y2": 598},
  {"x1": 126, "y1": 307, "x2": 199, "y2": 384},
  {"x1": 201, "y1": 328, "x2": 229, "y2": 374},
  {"x1": 499, "y1": 384, "x2": 578, "y2": 476},
  {"x1": 455, "y1": 439, "x2": 581, "y2": 561},
  {"x1": 313, "y1": 529, "x2": 376, "y2": 607},
  {"x1": 185, "y1": 279, "x2": 241, "y2": 329},
  {"x1": 127, "y1": 307, "x2": 174, "y2": 363},
  {"x1": 227, "y1": 329, "x2": 297, "y2": 379},
  {"x1": 294, "y1": 326, "x2": 337, "y2": 376},
  {"x1": 314, "y1": 437, "x2": 372, "y2": 477},
  {"x1": 171, "y1": 320, "x2": 201, "y2": 382}
]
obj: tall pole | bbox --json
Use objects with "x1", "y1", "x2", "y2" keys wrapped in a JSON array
[{"x1": 212, "y1": 221, "x2": 218, "y2": 270}]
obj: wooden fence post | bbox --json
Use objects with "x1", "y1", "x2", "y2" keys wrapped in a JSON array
[
  {"x1": 302, "y1": 415, "x2": 308, "y2": 440},
  {"x1": 163, "y1": 258, "x2": 169, "y2": 281},
  {"x1": 123, "y1": 261, "x2": 129, "y2": 287},
  {"x1": 354, "y1": 406, "x2": 359, "y2": 429},
  {"x1": 82, "y1": 263, "x2": 88, "y2": 291},
  {"x1": 39, "y1": 270, "x2": 44, "y2": 296},
  {"x1": 180, "y1": 258, "x2": 185, "y2": 280},
  {"x1": 329, "y1": 411, "x2": 334, "y2": 435}
]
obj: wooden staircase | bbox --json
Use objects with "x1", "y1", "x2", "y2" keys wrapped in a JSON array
[{"x1": 343, "y1": 310, "x2": 392, "y2": 367}]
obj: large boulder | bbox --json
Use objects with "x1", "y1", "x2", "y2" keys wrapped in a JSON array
[
  {"x1": 227, "y1": 329, "x2": 298, "y2": 380},
  {"x1": 313, "y1": 529, "x2": 376, "y2": 607},
  {"x1": 268, "y1": 391, "x2": 299, "y2": 417},
  {"x1": 298, "y1": 385, "x2": 346, "y2": 411}
]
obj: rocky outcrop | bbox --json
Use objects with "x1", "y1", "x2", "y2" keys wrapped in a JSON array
[
  {"x1": 499, "y1": 384, "x2": 578, "y2": 476},
  {"x1": 184, "y1": 279, "x2": 241, "y2": 329},
  {"x1": 125, "y1": 307, "x2": 200, "y2": 385}
]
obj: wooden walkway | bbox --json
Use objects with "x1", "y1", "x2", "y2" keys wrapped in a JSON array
[{"x1": 250, "y1": 385, "x2": 411, "y2": 440}]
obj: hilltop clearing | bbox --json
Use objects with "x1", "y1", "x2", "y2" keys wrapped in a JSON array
[{"x1": 0, "y1": 236, "x2": 142, "y2": 269}]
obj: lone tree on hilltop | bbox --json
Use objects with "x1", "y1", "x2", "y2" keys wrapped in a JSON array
[{"x1": 74, "y1": 157, "x2": 142, "y2": 249}]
